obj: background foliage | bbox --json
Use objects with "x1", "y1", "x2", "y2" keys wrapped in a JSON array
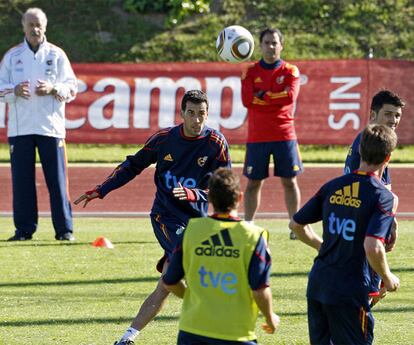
[{"x1": 0, "y1": 0, "x2": 412, "y2": 62}]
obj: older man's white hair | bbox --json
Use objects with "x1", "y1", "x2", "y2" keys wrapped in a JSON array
[{"x1": 22, "y1": 7, "x2": 48, "y2": 26}]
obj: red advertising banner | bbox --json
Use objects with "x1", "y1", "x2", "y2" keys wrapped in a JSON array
[{"x1": 0, "y1": 60, "x2": 412, "y2": 144}]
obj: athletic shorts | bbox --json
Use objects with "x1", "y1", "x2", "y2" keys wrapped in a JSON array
[
  {"x1": 368, "y1": 266, "x2": 382, "y2": 297},
  {"x1": 243, "y1": 140, "x2": 303, "y2": 180},
  {"x1": 307, "y1": 298, "x2": 374, "y2": 345},
  {"x1": 177, "y1": 330, "x2": 258, "y2": 345},
  {"x1": 150, "y1": 213, "x2": 186, "y2": 273}
]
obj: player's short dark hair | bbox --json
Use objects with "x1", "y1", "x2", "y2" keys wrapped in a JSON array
[
  {"x1": 370, "y1": 90, "x2": 405, "y2": 113},
  {"x1": 259, "y1": 28, "x2": 284, "y2": 45},
  {"x1": 181, "y1": 90, "x2": 209, "y2": 112},
  {"x1": 208, "y1": 168, "x2": 240, "y2": 213},
  {"x1": 360, "y1": 124, "x2": 397, "y2": 165}
]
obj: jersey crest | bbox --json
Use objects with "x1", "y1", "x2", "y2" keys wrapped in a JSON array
[{"x1": 197, "y1": 156, "x2": 208, "y2": 167}]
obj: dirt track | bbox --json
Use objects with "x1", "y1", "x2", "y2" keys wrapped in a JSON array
[{"x1": 1, "y1": 165, "x2": 413, "y2": 217}]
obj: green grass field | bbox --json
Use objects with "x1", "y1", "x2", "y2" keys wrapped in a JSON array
[
  {"x1": 0, "y1": 217, "x2": 413, "y2": 345},
  {"x1": 1, "y1": 143, "x2": 414, "y2": 164}
]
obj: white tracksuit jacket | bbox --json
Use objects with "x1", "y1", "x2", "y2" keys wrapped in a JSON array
[{"x1": 0, "y1": 38, "x2": 77, "y2": 138}]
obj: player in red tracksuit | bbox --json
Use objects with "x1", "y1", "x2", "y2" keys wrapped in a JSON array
[{"x1": 241, "y1": 28, "x2": 302, "y2": 239}]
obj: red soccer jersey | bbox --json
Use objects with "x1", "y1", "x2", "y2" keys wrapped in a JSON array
[{"x1": 241, "y1": 59, "x2": 300, "y2": 143}]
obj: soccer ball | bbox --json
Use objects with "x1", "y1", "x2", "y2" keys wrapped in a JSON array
[{"x1": 216, "y1": 25, "x2": 254, "y2": 63}]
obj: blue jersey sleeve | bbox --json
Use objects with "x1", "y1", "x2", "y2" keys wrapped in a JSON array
[
  {"x1": 366, "y1": 190, "x2": 398, "y2": 241},
  {"x1": 210, "y1": 131, "x2": 231, "y2": 167},
  {"x1": 382, "y1": 166, "x2": 392, "y2": 186},
  {"x1": 344, "y1": 134, "x2": 361, "y2": 175},
  {"x1": 96, "y1": 130, "x2": 166, "y2": 198},
  {"x1": 162, "y1": 234, "x2": 185, "y2": 285},
  {"x1": 344, "y1": 133, "x2": 391, "y2": 186},
  {"x1": 248, "y1": 234, "x2": 272, "y2": 290},
  {"x1": 293, "y1": 185, "x2": 326, "y2": 225}
]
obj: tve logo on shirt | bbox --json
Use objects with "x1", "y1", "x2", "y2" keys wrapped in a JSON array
[
  {"x1": 198, "y1": 266, "x2": 238, "y2": 295},
  {"x1": 328, "y1": 212, "x2": 356, "y2": 241},
  {"x1": 329, "y1": 182, "x2": 361, "y2": 208},
  {"x1": 164, "y1": 170, "x2": 196, "y2": 189}
]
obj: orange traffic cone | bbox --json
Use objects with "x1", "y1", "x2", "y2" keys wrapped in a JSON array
[{"x1": 92, "y1": 236, "x2": 114, "y2": 249}]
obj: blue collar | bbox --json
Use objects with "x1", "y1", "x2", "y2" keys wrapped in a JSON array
[{"x1": 259, "y1": 58, "x2": 283, "y2": 70}]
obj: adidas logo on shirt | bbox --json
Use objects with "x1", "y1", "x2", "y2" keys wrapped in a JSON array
[
  {"x1": 329, "y1": 182, "x2": 362, "y2": 208},
  {"x1": 164, "y1": 154, "x2": 173, "y2": 161},
  {"x1": 195, "y1": 228, "x2": 240, "y2": 258}
]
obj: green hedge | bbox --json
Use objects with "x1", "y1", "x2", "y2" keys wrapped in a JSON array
[{"x1": 0, "y1": 0, "x2": 412, "y2": 62}]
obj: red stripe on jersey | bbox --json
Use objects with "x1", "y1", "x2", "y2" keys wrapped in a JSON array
[
  {"x1": 210, "y1": 213, "x2": 240, "y2": 221},
  {"x1": 100, "y1": 166, "x2": 122, "y2": 186},
  {"x1": 377, "y1": 201, "x2": 397, "y2": 217},
  {"x1": 252, "y1": 283, "x2": 270, "y2": 291},
  {"x1": 254, "y1": 250, "x2": 267, "y2": 263},
  {"x1": 365, "y1": 234, "x2": 385, "y2": 243},
  {"x1": 210, "y1": 133, "x2": 223, "y2": 142},
  {"x1": 209, "y1": 134, "x2": 228, "y2": 162},
  {"x1": 144, "y1": 128, "x2": 170, "y2": 146},
  {"x1": 354, "y1": 170, "x2": 379, "y2": 179}
]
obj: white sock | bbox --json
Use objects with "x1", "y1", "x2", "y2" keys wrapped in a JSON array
[
  {"x1": 121, "y1": 327, "x2": 139, "y2": 341},
  {"x1": 245, "y1": 220, "x2": 255, "y2": 225}
]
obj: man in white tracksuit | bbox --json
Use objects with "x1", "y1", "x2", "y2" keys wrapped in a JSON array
[{"x1": 0, "y1": 7, "x2": 78, "y2": 241}]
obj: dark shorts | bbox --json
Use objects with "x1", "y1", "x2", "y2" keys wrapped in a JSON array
[
  {"x1": 307, "y1": 298, "x2": 374, "y2": 345},
  {"x1": 243, "y1": 140, "x2": 303, "y2": 180},
  {"x1": 368, "y1": 266, "x2": 382, "y2": 297},
  {"x1": 150, "y1": 213, "x2": 186, "y2": 273},
  {"x1": 177, "y1": 330, "x2": 257, "y2": 345}
]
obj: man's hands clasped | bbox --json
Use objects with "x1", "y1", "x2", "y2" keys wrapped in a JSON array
[
  {"x1": 14, "y1": 81, "x2": 31, "y2": 99},
  {"x1": 14, "y1": 79, "x2": 65, "y2": 101}
]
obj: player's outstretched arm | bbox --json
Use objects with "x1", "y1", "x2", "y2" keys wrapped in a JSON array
[
  {"x1": 172, "y1": 183, "x2": 193, "y2": 201},
  {"x1": 252, "y1": 287, "x2": 280, "y2": 334},
  {"x1": 74, "y1": 189, "x2": 100, "y2": 208},
  {"x1": 172, "y1": 182, "x2": 207, "y2": 202},
  {"x1": 289, "y1": 220, "x2": 322, "y2": 251}
]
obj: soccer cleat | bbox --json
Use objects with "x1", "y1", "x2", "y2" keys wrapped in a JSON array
[
  {"x1": 289, "y1": 231, "x2": 297, "y2": 240},
  {"x1": 56, "y1": 232, "x2": 75, "y2": 241},
  {"x1": 7, "y1": 234, "x2": 32, "y2": 241},
  {"x1": 114, "y1": 340, "x2": 135, "y2": 345}
]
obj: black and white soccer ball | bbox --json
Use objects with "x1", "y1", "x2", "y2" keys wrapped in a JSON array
[{"x1": 216, "y1": 25, "x2": 254, "y2": 63}]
